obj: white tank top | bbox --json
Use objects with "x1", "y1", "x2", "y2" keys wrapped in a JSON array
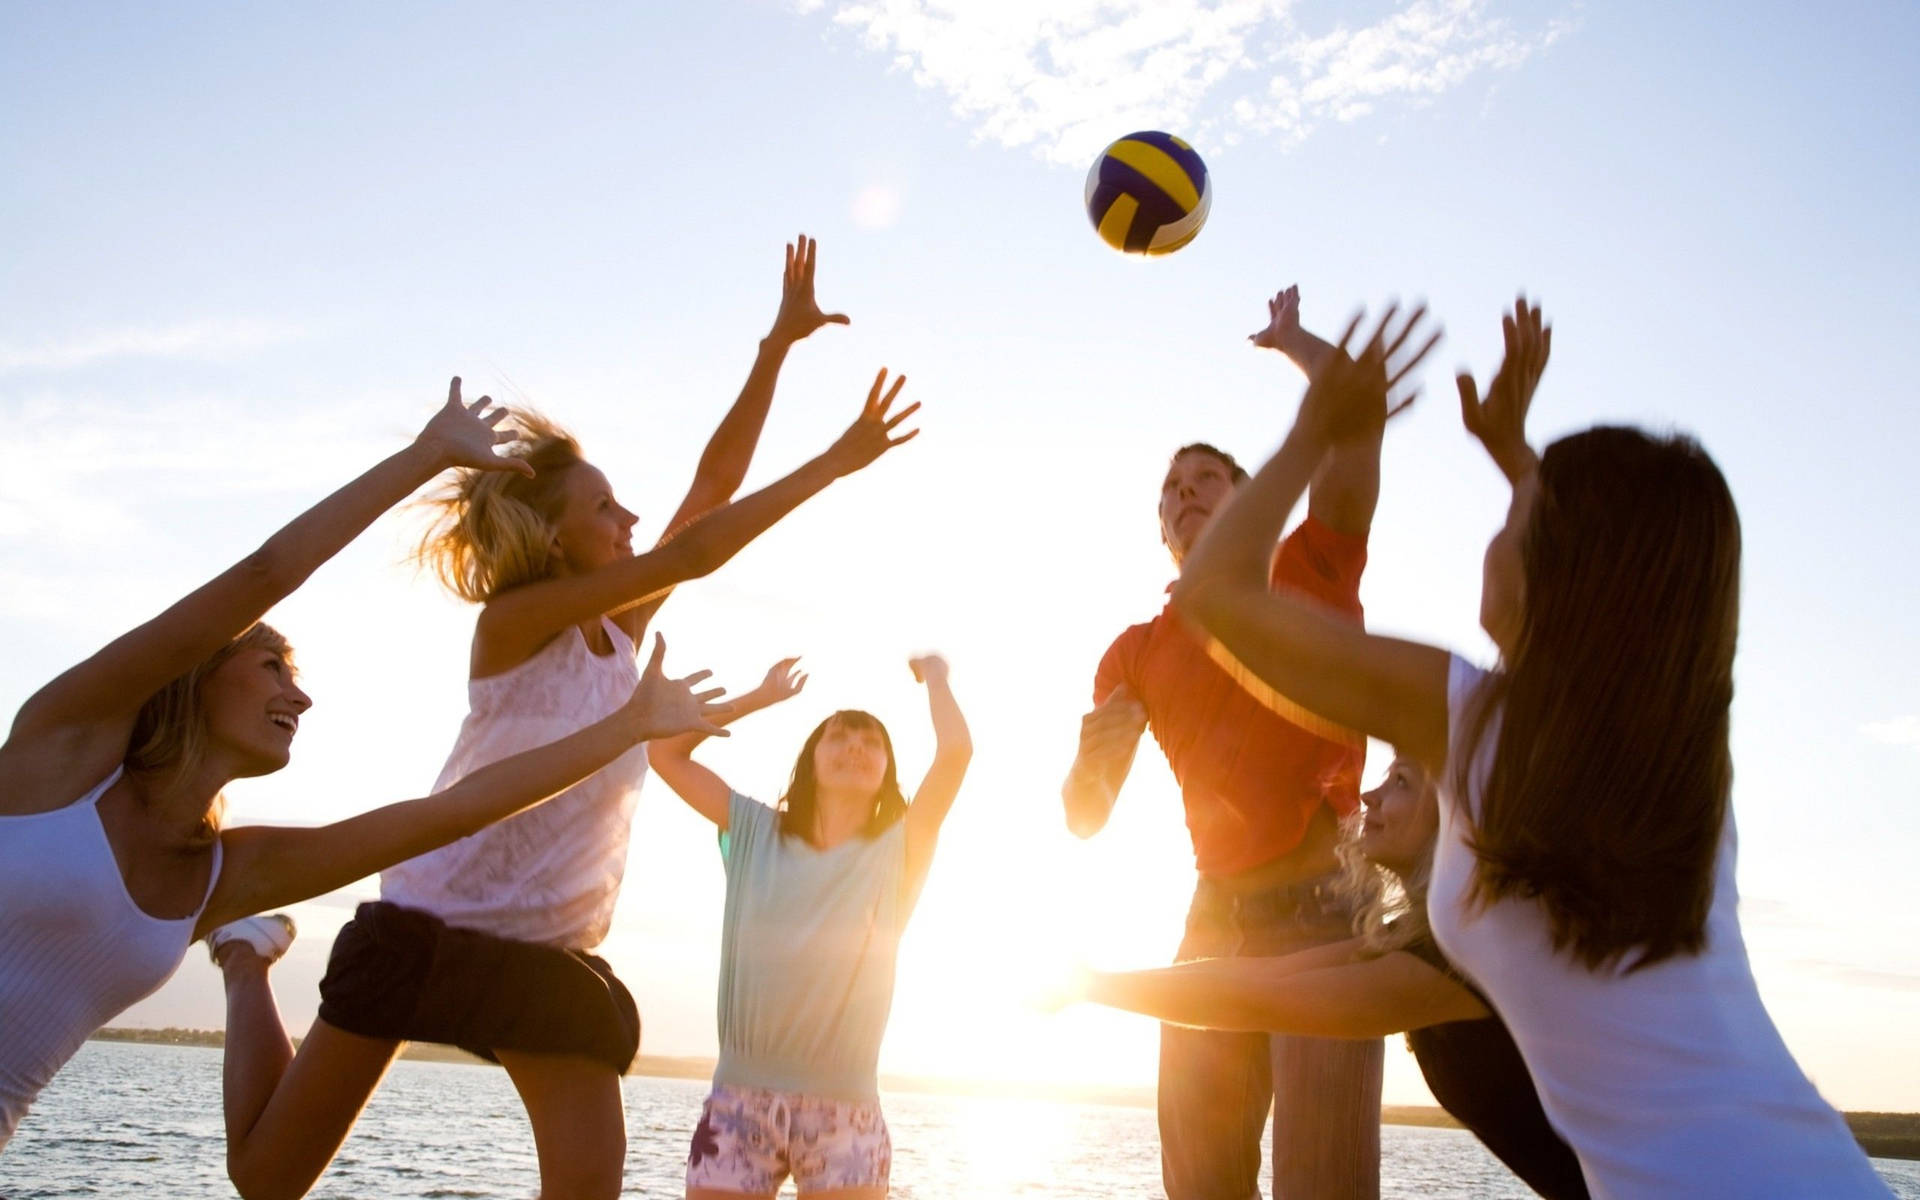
[
  {"x1": 381, "y1": 617, "x2": 647, "y2": 949},
  {"x1": 0, "y1": 767, "x2": 223, "y2": 1148},
  {"x1": 1430, "y1": 657, "x2": 1891, "y2": 1199}
]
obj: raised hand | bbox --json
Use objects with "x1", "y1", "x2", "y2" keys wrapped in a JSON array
[
  {"x1": 414, "y1": 377, "x2": 535, "y2": 477},
  {"x1": 754, "y1": 656, "x2": 809, "y2": 706},
  {"x1": 1297, "y1": 304, "x2": 1441, "y2": 447},
  {"x1": 624, "y1": 635, "x2": 732, "y2": 741},
  {"x1": 1458, "y1": 296, "x2": 1551, "y2": 484},
  {"x1": 767, "y1": 233, "x2": 850, "y2": 345},
  {"x1": 822, "y1": 369, "x2": 920, "y2": 476},
  {"x1": 907, "y1": 654, "x2": 950, "y2": 686},
  {"x1": 1247, "y1": 284, "x2": 1304, "y2": 352}
]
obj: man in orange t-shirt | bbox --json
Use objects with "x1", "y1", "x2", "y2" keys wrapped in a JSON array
[{"x1": 1062, "y1": 286, "x2": 1384, "y2": 1200}]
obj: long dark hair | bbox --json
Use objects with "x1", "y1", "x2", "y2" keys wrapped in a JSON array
[
  {"x1": 777, "y1": 710, "x2": 909, "y2": 842},
  {"x1": 1457, "y1": 426, "x2": 1741, "y2": 972}
]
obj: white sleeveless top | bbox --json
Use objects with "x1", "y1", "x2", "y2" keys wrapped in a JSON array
[
  {"x1": 1430, "y1": 657, "x2": 1891, "y2": 1199},
  {"x1": 381, "y1": 617, "x2": 647, "y2": 949},
  {"x1": 0, "y1": 767, "x2": 223, "y2": 1148}
]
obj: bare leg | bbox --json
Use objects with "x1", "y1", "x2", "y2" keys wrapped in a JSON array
[
  {"x1": 218, "y1": 945, "x2": 403, "y2": 1200},
  {"x1": 497, "y1": 1049, "x2": 627, "y2": 1200}
]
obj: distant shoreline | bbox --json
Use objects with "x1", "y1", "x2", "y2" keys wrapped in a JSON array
[{"x1": 90, "y1": 1029, "x2": 1920, "y2": 1161}]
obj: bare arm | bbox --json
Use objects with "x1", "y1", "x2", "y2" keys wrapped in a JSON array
[
  {"x1": 475, "y1": 370, "x2": 920, "y2": 672},
  {"x1": 195, "y1": 636, "x2": 727, "y2": 936},
  {"x1": 1061, "y1": 686, "x2": 1147, "y2": 838},
  {"x1": 0, "y1": 382, "x2": 529, "y2": 815},
  {"x1": 1249, "y1": 285, "x2": 1382, "y2": 537},
  {"x1": 1458, "y1": 296, "x2": 1551, "y2": 486},
  {"x1": 902, "y1": 655, "x2": 972, "y2": 913},
  {"x1": 618, "y1": 235, "x2": 852, "y2": 640},
  {"x1": 649, "y1": 657, "x2": 809, "y2": 829},
  {"x1": 1175, "y1": 307, "x2": 1452, "y2": 770},
  {"x1": 1083, "y1": 949, "x2": 1489, "y2": 1038}
]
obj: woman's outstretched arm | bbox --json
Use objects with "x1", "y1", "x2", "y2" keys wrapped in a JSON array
[
  {"x1": 1080, "y1": 947, "x2": 1489, "y2": 1039},
  {"x1": 649, "y1": 656, "x2": 809, "y2": 829},
  {"x1": 194, "y1": 636, "x2": 727, "y2": 937},
  {"x1": 474, "y1": 370, "x2": 921, "y2": 669},
  {"x1": 617, "y1": 234, "x2": 852, "y2": 642},
  {"x1": 0, "y1": 382, "x2": 529, "y2": 814},
  {"x1": 902, "y1": 654, "x2": 972, "y2": 911},
  {"x1": 1173, "y1": 307, "x2": 1453, "y2": 770}
]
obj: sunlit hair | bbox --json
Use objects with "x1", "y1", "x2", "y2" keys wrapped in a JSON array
[
  {"x1": 777, "y1": 710, "x2": 908, "y2": 842},
  {"x1": 1334, "y1": 763, "x2": 1436, "y2": 957},
  {"x1": 413, "y1": 409, "x2": 585, "y2": 603},
  {"x1": 124, "y1": 622, "x2": 294, "y2": 835},
  {"x1": 1170, "y1": 442, "x2": 1250, "y2": 484},
  {"x1": 1456, "y1": 426, "x2": 1741, "y2": 973}
]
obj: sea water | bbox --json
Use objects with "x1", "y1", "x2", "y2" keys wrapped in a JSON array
[{"x1": 4, "y1": 1042, "x2": 1917, "y2": 1198}]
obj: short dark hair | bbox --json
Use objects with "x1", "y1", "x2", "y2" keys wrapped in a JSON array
[{"x1": 1170, "y1": 442, "x2": 1249, "y2": 483}]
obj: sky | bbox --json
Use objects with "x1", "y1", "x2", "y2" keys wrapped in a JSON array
[{"x1": 3, "y1": 0, "x2": 1918, "y2": 1112}]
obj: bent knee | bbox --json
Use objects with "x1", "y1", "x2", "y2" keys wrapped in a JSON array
[{"x1": 227, "y1": 1154, "x2": 313, "y2": 1200}]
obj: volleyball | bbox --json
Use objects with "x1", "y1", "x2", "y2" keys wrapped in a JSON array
[{"x1": 1084, "y1": 131, "x2": 1212, "y2": 256}]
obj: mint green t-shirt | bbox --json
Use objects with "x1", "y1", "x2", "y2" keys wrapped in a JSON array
[{"x1": 713, "y1": 792, "x2": 908, "y2": 1101}]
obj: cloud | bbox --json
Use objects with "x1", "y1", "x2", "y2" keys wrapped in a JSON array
[
  {"x1": 800, "y1": 0, "x2": 1576, "y2": 164},
  {"x1": 1863, "y1": 714, "x2": 1920, "y2": 749},
  {"x1": 0, "y1": 317, "x2": 309, "y2": 373}
]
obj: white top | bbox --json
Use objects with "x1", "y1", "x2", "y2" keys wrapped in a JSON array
[
  {"x1": 382, "y1": 617, "x2": 647, "y2": 949},
  {"x1": 0, "y1": 768, "x2": 223, "y2": 1148},
  {"x1": 1429, "y1": 657, "x2": 1890, "y2": 1199}
]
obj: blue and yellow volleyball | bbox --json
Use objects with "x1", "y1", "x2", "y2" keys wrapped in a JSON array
[{"x1": 1084, "y1": 131, "x2": 1212, "y2": 256}]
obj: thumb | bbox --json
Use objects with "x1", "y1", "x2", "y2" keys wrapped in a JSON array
[
  {"x1": 644, "y1": 632, "x2": 667, "y2": 678},
  {"x1": 825, "y1": 313, "x2": 851, "y2": 325},
  {"x1": 1456, "y1": 373, "x2": 1481, "y2": 428}
]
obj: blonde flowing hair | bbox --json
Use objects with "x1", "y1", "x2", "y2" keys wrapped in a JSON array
[
  {"x1": 1332, "y1": 763, "x2": 1437, "y2": 957},
  {"x1": 414, "y1": 409, "x2": 585, "y2": 603},
  {"x1": 124, "y1": 622, "x2": 294, "y2": 837}
]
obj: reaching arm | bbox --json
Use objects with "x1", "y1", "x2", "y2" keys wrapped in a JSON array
[
  {"x1": 1175, "y1": 306, "x2": 1453, "y2": 771},
  {"x1": 1458, "y1": 296, "x2": 1551, "y2": 486},
  {"x1": 617, "y1": 235, "x2": 852, "y2": 640},
  {"x1": 649, "y1": 657, "x2": 809, "y2": 829},
  {"x1": 195, "y1": 636, "x2": 727, "y2": 937},
  {"x1": 475, "y1": 369, "x2": 920, "y2": 670},
  {"x1": 1061, "y1": 685, "x2": 1147, "y2": 838},
  {"x1": 0, "y1": 382, "x2": 530, "y2": 815},
  {"x1": 1081, "y1": 947, "x2": 1490, "y2": 1038},
  {"x1": 1249, "y1": 285, "x2": 1383, "y2": 537},
  {"x1": 902, "y1": 655, "x2": 972, "y2": 912}
]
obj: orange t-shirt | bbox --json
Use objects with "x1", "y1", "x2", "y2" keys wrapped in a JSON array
[{"x1": 1094, "y1": 517, "x2": 1368, "y2": 878}]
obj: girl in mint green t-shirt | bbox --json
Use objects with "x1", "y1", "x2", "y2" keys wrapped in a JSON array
[{"x1": 650, "y1": 654, "x2": 972, "y2": 1200}]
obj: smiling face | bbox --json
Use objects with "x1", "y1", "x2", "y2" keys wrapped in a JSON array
[
  {"x1": 1480, "y1": 474, "x2": 1537, "y2": 656},
  {"x1": 198, "y1": 646, "x2": 312, "y2": 778},
  {"x1": 811, "y1": 714, "x2": 892, "y2": 800},
  {"x1": 548, "y1": 461, "x2": 639, "y2": 577},
  {"x1": 1159, "y1": 447, "x2": 1243, "y2": 563},
  {"x1": 1356, "y1": 756, "x2": 1439, "y2": 876}
]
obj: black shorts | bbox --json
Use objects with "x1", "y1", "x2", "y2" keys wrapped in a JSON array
[{"x1": 317, "y1": 901, "x2": 640, "y2": 1074}]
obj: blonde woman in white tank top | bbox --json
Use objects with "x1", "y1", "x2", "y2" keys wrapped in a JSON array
[
  {"x1": 214, "y1": 237, "x2": 926, "y2": 1200},
  {"x1": 0, "y1": 384, "x2": 731, "y2": 1153}
]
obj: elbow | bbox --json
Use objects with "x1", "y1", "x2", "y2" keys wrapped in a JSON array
[{"x1": 237, "y1": 546, "x2": 301, "y2": 597}]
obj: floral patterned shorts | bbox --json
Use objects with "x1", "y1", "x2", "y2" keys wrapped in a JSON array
[{"x1": 686, "y1": 1082, "x2": 891, "y2": 1194}]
